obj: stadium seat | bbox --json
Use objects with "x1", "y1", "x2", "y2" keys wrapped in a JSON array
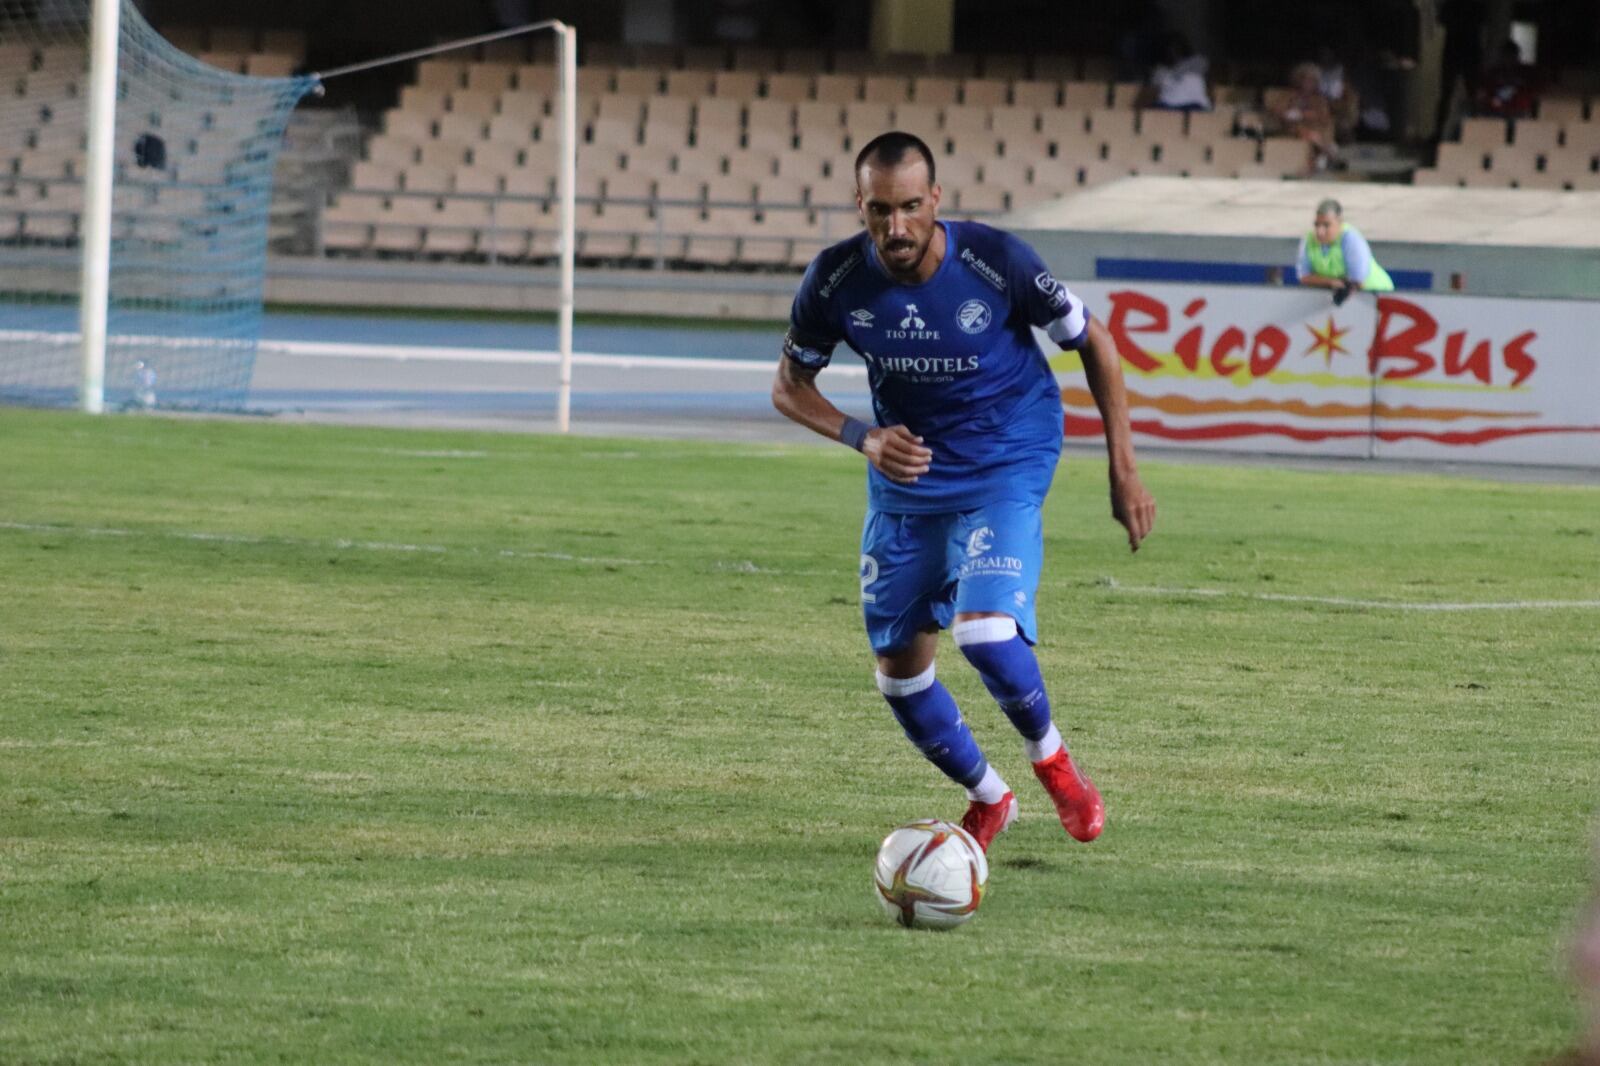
[
  {"x1": 960, "y1": 79, "x2": 1009, "y2": 108},
  {"x1": 942, "y1": 105, "x2": 991, "y2": 139},
  {"x1": 486, "y1": 113, "x2": 535, "y2": 143},
  {"x1": 862, "y1": 75, "x2": 912, "y2": 105},
  {"x1": 893, "y1": 103, "x2": 942, "y2": 136},
  {"x1": 844, "y1": 101, "x2": 894, "y2": 132},
  {"x1": 438, "y1": 113, "x2": 487, "y2": 143},
  {"x1": 372, "y1": 196, "x2": 434, "y2": 254},
  {"x1": 1110, "y1": 81, "x2": 1144, "y2": 109},
  {"x1": 696, "y1": 97, "x2": 743, "y2": 130},
  {"x1": 746, "y1": 126, "x2": 795, "y2": 153},
  {"x1": 516, "y1": 65, "x2": 557, "y2": 94},
  {"x1": 954, "y1": 184, "x2": 1007, "y2": 215},
  {"x1": 1460, "y1": 116, "x2": 1509, "y2": 148},
  {"x1": 1009, "y1": 80, "x2": 1059, "y2": 109},
  {"x1": 934, "y1": 153, "x2": 983, "y2": 190},
  {"x1": 1184, "y1": 108, "x2": 1234, "y2": 142},
  {"x1": 746, "y1": 99, "x2": 796, "y2": 133},
  {"x1": 1138, "y1": 109, "x2": 1185, "y2": 142},
  {"x1": 1037, "y1": 109, "x2": 1089, "y2": 141},
  {"x1": 471, "y1": 141, "x2": 522, "y2": 174},
  {"x1": 418, "y1": 139, "x2": 473, "y2": 168},
  {"x1": 654, "y1": 173, "x2": 705, "y2": 205},
  {"x1": 1208, "y1": 137, "x2": 1259, "y2": 176},
  {"x1": 424, "y1": 197, "x2": 493, "y2": 256},
  {"x1": 1155, "y1": 137, "x2": 1209, "y2": 173},
  {"x1": 991, "y1": 107, "x2": 1040, "y2": 142},
  {"x1": 1409, "y1": 166, "x2": 1460, "y2": 187},
  {"x1": 1538, "y1": 96, "x2": 1588, "y2": 125},
  {"x1": 352, "y1": 160, "x2": 404, "y2": 191},
  {"x1": 1259, "y1": 137, "x2": 1310, "y2": 176},
  {"x1": 704, "y1": 174, "x2": 756, "y2": 206},
  {"x1": 755, "y1": 175, "x2": 810, "y2": 206},
  {"x1": 772, "y1": 148, "x2": 830, "y2": 181},
  {"x1": 928, "y1": 54, "x2": 978, "y2": 78},
  {"x1": 1436, "y1": 142, "x2": 1488, "y2": 177},
  {"x1": 466, "y1": 64, "x2": 516, "y2": 94},
  {"x1": 1063, "y1": 81, "x2": 1109, "y2": 110},
  {"x1": 613, "y1": 68, "x2": 662, "y2": 97},
  {"x1": 714, "y1": 70, "x2": 762, "y2": 99},
  {"x1": 814, "y1": 74, "x2": 863, "y2": 104},
  {"x1": 365, "y1": 136, "x2": 421, "y2": 169},
  {"x1": 404, "y1": 163, "x2": 455, "y2": 194},
  {"x1": 1513, "y1": 119, "x2": 1561, "y2": 155},
  {"x1": 763, "y1": 74, "x2": 813, "y2": 103},
  {"x1": 385, "y1": 111, "x2": 435, "y2": 140},
  {"x1": 453, "y1": 167, "x2": 502, "y2": 196},
  {"x1": 913, "y1": 77, "x2": 962, "y2": 106},
  {"x1": 980, "y1": 156, "x2": 1031, "y2": 189},
  {"x1": 503, "y1": 168, "x2": 552, "y2": 200},
  {"x1": 417, "y1": 60, "x2": 466, "y2": 91}
]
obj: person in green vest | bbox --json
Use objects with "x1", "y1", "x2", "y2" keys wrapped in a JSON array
[{"x1": 1296, "y1": 198, "x2": 1394, "y2": 304}]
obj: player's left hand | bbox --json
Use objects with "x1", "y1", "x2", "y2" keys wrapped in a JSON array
[{"x1": 1110, "y1": 468, "x2": 1156, "y2": 552}]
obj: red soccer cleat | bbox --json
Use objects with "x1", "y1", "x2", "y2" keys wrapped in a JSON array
[
  {"x1": 1032, "y1": 748, "x2": 1104, "y2": 842},
  {"x1": 960, "y1": 790, "x2": 1018, "y2": 853}
]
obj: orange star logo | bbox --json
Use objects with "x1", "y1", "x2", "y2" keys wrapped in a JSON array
[{"x1": 1305, "y1": 316, "x2": 1351, "y2": 365}]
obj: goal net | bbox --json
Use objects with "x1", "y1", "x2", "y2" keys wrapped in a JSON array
[{"x1": 0, "y1": 0, "x2": 313, "y2": 410}]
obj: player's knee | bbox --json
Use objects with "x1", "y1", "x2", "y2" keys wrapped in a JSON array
[
  {"x1": 953, "y1": 616, "x2": 1040, "y2": 705},
  {"x1": 875, "y1": 665, "x2": 957, "y2": 742}
]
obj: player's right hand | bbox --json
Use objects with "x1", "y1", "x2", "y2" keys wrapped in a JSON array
[{"x1": 863, "y1": 425, "x2": 932, "y2": 484}]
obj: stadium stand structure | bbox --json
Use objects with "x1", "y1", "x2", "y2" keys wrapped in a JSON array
[{"x1": 314, "y1": 43, "x2": 1368, "y2": 271}]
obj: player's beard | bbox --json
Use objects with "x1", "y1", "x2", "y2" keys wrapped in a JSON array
[{"x1": 879, "y1": 233, "x2": 930, "y2": 277}]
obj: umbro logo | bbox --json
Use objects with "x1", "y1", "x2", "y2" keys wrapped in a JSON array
[{"x1": 850, "y1": 308, "x2": 875, "y2": 327}]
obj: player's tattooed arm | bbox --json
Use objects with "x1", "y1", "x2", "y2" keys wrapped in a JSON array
[
  {"x1": 1078, "y1": 317, "x2": 1157, "y2": 551},
  {"x1": 770, "y1": 353, "x2": 931, "y2": 484}
]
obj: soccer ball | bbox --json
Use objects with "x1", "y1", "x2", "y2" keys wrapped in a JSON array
[{"x1": 873, "y1": 819, "x2": 988, "y2": 929}]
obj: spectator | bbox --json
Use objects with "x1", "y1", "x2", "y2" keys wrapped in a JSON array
[
  {"x1": 1295, "y1": 199, "x2": 1394, "y2": 305},
  {"x1": 1314, "y1": 46, "x2": 1361, "y2": 141},
  {"x1": 1473, "y1": 38, "x2": 1541, "y2": 119},
  {"x1": 1271, "y1": 62, "x2": 1340, "y2": 172},
  {"x1": 1139, "y1": 33, "x2": 1212, "y2": 112}
]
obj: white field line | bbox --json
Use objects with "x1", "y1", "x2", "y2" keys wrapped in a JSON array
[
  {"x1": 1094, "y1": 580, "x2": 1600, "y2": 612},
  {"x1": 0, "y1": 521, "x2": 654, "y2": 567},
  {"x1": 4, "y1": 520, "x2": 1597, "y2": 608},
  {"x1": 0, "y1": 328, "x2": 867, "y2": 377}
]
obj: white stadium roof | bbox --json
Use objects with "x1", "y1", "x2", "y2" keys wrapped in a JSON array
[{"x1": 1009, "y1": 177, "x2": 1600, "y2": 248}]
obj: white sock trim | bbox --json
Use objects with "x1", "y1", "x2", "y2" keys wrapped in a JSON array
[
  {"x1": 966, "y1": 765, "x2": 1010, "y2": 804},
  {"x1": 876, "y1": 663, "x2": 935, "y2": 697},
  {"x1": 1026, "y1": 723, "x2": 1063, "y2": 763},
  {"x1": 952, "y1": 616, "x2": 1018, "y2": 647}
]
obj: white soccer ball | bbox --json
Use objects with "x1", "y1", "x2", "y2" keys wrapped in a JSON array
[{"x1": 873, "y1": 819, "x2": 988, "y2": 929}]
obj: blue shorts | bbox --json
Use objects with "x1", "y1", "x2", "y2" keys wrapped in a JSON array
[{"x1": 859, "y1": 500, "x2": 1043, "y2": 655}]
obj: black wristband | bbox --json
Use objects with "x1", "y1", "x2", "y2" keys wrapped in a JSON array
[{"x1": 839, "y1": 416, "x2": 871, "y2": 453}]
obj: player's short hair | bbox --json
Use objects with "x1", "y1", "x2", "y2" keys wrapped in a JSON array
[
  {"x1": 1315, "y1": 198, "x2": 1343, "y2": 218},
  {"x1": 853, "y1": 131, "x2": 937, "y2": 188}
]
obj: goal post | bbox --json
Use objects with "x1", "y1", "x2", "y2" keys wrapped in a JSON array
[{"x1": 311, "y1": 20, "x2": 579, "y2": 433}]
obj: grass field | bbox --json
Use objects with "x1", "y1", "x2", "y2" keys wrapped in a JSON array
[{"x1": 2, "y1": 408, "x2": 1597, "y2": 1065}]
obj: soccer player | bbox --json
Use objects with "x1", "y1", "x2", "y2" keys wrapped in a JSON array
[{"x1": 771, "y1": 131, "x2": 1156, "y2": 852}]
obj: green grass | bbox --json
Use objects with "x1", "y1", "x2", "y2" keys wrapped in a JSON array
[{"x1": 1, "y1": 408, "x2": 1597, "y2": 1065}]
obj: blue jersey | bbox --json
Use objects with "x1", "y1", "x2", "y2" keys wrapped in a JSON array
[{"x1": 784, "y1": 220, "x2": 1091, "y2": 514}]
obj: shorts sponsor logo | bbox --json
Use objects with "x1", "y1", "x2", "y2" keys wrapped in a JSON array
[
  {"x1": 966, "y1": 526, "x2": 994, "y2": 558},
  {"x1": 960, "y1": 554, "x2": 1026, "y2": 579},
  {"x1": 1034, "y1": 271, "x2": 1070, "y2": 311},
  {"x1": 956, "y1": 299, "x2": 992, "y2": 334}
]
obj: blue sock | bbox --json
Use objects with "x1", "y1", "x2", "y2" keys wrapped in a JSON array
[
  {"x1": 876, "y1": 665, "x2": 989, "y2": 789},
  {"x1": 953, "y1": 617, "x2": 1054, "y2": 745}
]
